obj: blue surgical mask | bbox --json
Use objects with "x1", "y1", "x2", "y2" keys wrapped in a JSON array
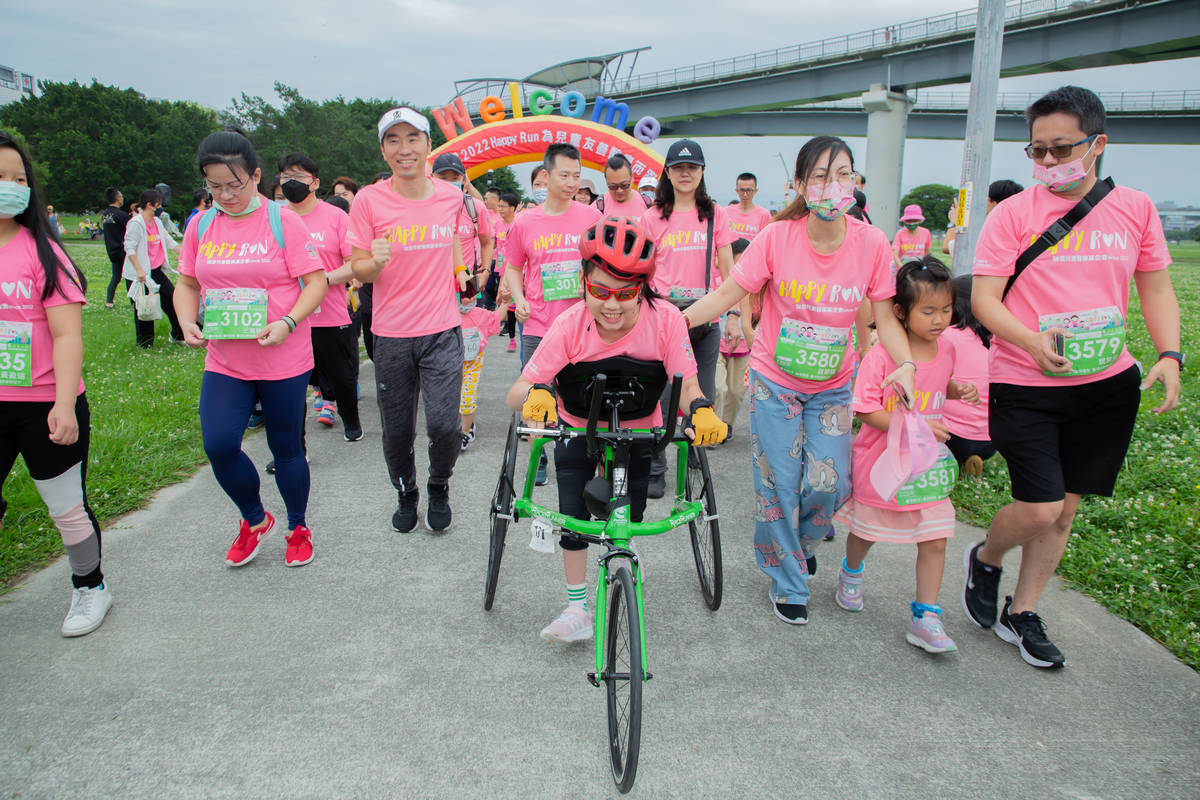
[
  {"x1": 0, "y1": 180, "x2": 31, "y2": 219},
  {"x1": 213, "y1": 195, "x2": 262, "y2": 218},
  {"x1": 532, "y1": 187, "x2": 548, "y2": 204}
]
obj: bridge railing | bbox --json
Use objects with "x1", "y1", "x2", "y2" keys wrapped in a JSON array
[
  {"x1": 618, "y1": 0, "x2": 1106, "y2": 95},
  {"x1": 801, "y1": 89, "x2": 1200, "y2": 113}
]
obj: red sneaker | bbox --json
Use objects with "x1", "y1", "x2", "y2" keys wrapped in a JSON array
[
  {"x1": 285, "y1": 525, "x2": 314, "y2": 567},
  {"x1": 226, "y1": 512, "x2": 275, "y2": 567}
]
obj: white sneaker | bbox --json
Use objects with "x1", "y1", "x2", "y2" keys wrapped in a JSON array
[
  {"x1": 540, "y1": 604, "x2": 593, "y2": 643},
  {"x1": 61, "y1": 583, "x2": 113, "y2": 637}
]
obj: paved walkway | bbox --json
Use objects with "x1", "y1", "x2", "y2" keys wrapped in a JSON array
[{"x1": 2, "y1": 350, "x2": 1197, "y2": 798}]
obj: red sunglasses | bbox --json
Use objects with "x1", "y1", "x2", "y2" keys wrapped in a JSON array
[{"x1": 583, "y1": 275, "x2": 641, "y2": 301}]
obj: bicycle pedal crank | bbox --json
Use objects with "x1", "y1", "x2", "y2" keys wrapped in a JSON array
[{"x1": 587, "y1": 672, "x2": 601, "y2": 687}]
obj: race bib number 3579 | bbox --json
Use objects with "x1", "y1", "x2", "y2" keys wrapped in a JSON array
[
  {"x1": 203, "y1": 288, "x2": 269, "y2": 340},
  {"x1": 1038, "y1": 306, "x2": 1125, "y2": 377}
]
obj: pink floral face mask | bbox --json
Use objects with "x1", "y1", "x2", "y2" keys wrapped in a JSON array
[{"x1": 805, "y1": 180, "x2": 856, "y2": 221}]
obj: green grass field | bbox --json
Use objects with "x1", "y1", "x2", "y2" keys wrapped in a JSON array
[{"x1": 2, "y1": 241, "x2": 1197, "y2": 668}]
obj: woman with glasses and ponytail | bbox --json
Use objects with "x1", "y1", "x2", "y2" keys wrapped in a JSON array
[
  {"x1": 684, "y1": 136, "x2": 917, "y2": 627},
  {"x1": 0, "y1": 131, "x2": 110, "y2": 636},
  {"x1": 174, "y1": 129, "x2": 327, "y2": 569}
]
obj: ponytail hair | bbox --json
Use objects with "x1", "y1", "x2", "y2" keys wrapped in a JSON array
[{"x1": 196, "y1": 128, "x2": 260, "y2": 180}]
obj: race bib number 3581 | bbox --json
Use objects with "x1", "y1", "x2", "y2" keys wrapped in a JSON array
[
  {"x1": 0, "y1": 321, "x2": 33, "y2": 387},
  {"x1": 203, "y1": 288, "x2": 269, "y2": 340}
]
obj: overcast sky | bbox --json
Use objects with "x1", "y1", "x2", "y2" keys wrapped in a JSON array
[{"x1": 6, "y1": 0, "x2": 1197, "y2": 210}]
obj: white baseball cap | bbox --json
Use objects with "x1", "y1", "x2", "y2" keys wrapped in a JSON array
[{"x1": 377, "y1": 107, "x2": 430, "y2": 142}]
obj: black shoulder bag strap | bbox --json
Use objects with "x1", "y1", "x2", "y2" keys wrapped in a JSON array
[
  {"x1": 1003, "y1": 177, "x2": 1114, "y2": 301},
  {"x1": 704, "y1": 213, "x2": 715, "y2": 293}
]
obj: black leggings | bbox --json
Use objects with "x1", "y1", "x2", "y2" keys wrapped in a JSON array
[
  {"x1": 311, "y1": 324, "x2": 361, "y2": 429},
  {"x1": 126, "y1": 267, "x2": 184, "y2": 347},
  {"x1": 555, "y1": 437, "x2": 652, "y2": 551},
  {"x1": 946, "y1": 434, "x2": 996, "y2": 464},
  {"x1": 0, "y1": 394, "x2": 102, "y2": 588},
  {"x1": 105, "y1": 252, "x2": 123, "y2": 304}
]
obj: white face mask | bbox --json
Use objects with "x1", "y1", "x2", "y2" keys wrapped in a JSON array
[
  {"x1": 531, "y1": 187, "x2": 548, "y2": 204},
  {"x1": 0, "y1": 180, "x2": 31, "y2": 219}
]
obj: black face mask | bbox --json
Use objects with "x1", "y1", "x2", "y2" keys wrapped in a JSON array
[{"x1": 281, "y1": 179, "x2": 311, "y2": 204}]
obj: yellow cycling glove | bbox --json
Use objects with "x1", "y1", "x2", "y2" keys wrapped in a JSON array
[
  {"x1": 522, "y1": 384, "x2": 558, "y2": 427},
  {"x1": 685, "y1": 400, "x2": 727, "y2": 447}
]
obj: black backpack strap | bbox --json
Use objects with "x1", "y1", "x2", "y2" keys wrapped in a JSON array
[
  {"x1": 704, "y1": 214, "x2": 715, "y2": 293},
  {"x1": 1003, "y1": 177, "x2": 1114, "y2": 301}
]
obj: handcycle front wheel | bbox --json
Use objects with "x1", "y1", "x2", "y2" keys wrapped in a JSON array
[
  {"x1": 484, "y1": 412, "x2": 519, "y2": 611},
  {"x1": 686, "y1": 445, "x2": 723, "y2": 611},
  {"x1": 605, "y1": 563, "x2": 643, "y2": 793}
]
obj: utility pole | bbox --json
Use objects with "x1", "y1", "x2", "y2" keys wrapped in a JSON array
[{"x1": 951, "y1": 0, "x2": 1005, "y2": 276}]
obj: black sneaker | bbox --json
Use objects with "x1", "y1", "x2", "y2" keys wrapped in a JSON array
[
  {"x1": 425, "y1": 482, "x2": 452, "y2": 532},
  {"x1": 392, "y1": 490, "x2": 419, "y2": 533},
  {"x1": 460, "y1": 433, "x2": 470, "y2": 452},
  {"x1": 995, "y1": 596, "x2": 1065, "y2": 669},
  {"x1": 344, "y1": 426, "x2": 363, "y2": 442},
  {"x1": 805, "y1": 553, "x2": 817, "y2": 577},
  {"x1": 772, "y1": 594, "x2": 809, "y2": 625},
  {"x1": 646, "y1": 473, "x2": 666, "y2": 499},
  {"x1": 535, "y1": 453, "x2": 549, "y2": 487},
  {"x1": 962, "y1": 541, "x2": 1002, "y2": 628}
]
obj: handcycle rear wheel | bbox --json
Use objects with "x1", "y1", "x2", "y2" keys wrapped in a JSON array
[
  {"x1": 605, "y1": 563, "x2": 643, "y2": 793},
  {"x1": 685, "y1": 445, "x2": 723, "y2": 611},
  {"x1": 484, "y1": 412, "x2": 519, "y2": 610}
]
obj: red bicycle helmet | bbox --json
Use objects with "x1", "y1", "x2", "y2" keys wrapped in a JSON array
[{"x1": 579, "y1": 216, "x2": 655, "y2": 282}]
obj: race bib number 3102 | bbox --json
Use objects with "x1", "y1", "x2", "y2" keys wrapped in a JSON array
[
  {"x1": 1038, "y1": 306, "x2": 1125, "y2": 377},
  {"x1": 203, "y1": 288, "x2": 269, "y2": 340},
  {"x1": 0, "y1": 321, "x2": 33, "y2": 387}
]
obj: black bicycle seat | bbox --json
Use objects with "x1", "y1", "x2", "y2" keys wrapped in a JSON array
[{"x1": 555, "y1": 357, "x2": 668, "y2": 422}]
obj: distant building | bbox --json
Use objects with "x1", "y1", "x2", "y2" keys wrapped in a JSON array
[
  {"x1": 0, "y1": 65, "x2": 36, "y2": 106},
  {"x1": 1157, "y1": 201, "x2": 1200, "y2": 233}
]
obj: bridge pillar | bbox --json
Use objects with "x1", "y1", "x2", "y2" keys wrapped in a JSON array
[{"x1": 861, "y1": 84, "x2": 914, "y2": 240}]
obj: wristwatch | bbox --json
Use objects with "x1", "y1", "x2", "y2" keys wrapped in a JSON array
[{"x1": 1157, "y1": 351, "x2": 1185, "y2": 370}]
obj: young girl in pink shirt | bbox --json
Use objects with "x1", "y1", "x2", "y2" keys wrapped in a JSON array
[
  {"x1": 506, "y1": 217, "x2": 726, "y2": 643},
  {"x1": 834, "y1": 258, "x2": 979, "y2": 654},
  {"x1": 458, "y1": 291, "x2": 505, "y2": 450}
]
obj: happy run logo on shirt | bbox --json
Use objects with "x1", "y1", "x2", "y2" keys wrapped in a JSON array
[
  {"x1": 199, "y1": 239, "x2": 274, "y2": 263},
  {"x1": 0, "y1": 280, "x2": 33, "y2": 307},
  {"x1": 884, "y1": 388, "x2": 945, "y2": 413},
  {"x1": 533, "y1": 232, "x2": 583, "y2": 251},
  {"x1": 658, "y1": 229, "x2": 707, "y2": 251},
  {"x1": 1034, "y1": 228, "x2": 1132, "y2": 261},
  {"x1": 386, "y1": 223, "x2": 455, "y2": 248},
  {"x1": 777, "y1": 279, "x2": 865, "y2": 308}
]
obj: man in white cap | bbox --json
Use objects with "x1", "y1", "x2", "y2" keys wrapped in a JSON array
[{"x1": 349, "y1": 107, "x2": 472, "y2": 533}]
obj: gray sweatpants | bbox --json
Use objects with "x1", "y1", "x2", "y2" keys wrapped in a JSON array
[{"x1": 374, "y1": 327, "x2": 464, "y2": 494}]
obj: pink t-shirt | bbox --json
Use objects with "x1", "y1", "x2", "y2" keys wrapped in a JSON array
[
  {"x1": 523, "y1": 299, "x2": 698, "y2": 429},
  {"x1": 727, "y1": 204, "x2": 772, "y2": 241},
  {"x1": 146, "y1": 222, "x2": 166, "y2": 268},
  {"x1": 733, "y1": 214, "x2": 895, "y2": 392},
  {"x1": 461, "y1": 306, "x2": 502, "y2": 360},
  {"x1": 598, "y1": 192, "x2": 649, "y2": 221},
  {"x1": 892, "y1": 226, "x2": 932, "y2": 263},
  {"x1": 642, "y1": 204, "x2": 737, "y2": 300},
  {"x1": 348, "y1": 179, "x2": 471, "y2": 338},
  {"x1": 973, "y1": 184, "x2": 1170, "y2": 387},
  {"x1": 456, "y1": 194, "x2": 492, "y2": 268},
  {"x1": 0, "y1": 228, "x2": 86, "y2": 402},
  {"x1": 178, "y1": 198, "x2": 321, "y2": 381},
  {"x1": 297, "y1": 201, "x2": 352, "y2": 328},
  {"x1": 493, "y1": 217, "x2": 513, "y2": 272},
  {"x1": 940, "y1": 325, "x2": 990, "y2": 442},
  {"x1": 851, "y1": 339, "x2": 956, "y2": 511},
  {"x1": 503, "y1": 201, "x2": 603, "y2": 338}
]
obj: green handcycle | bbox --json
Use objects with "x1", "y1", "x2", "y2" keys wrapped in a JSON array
[{"x1": 484, "y1": 358, "x2": 722, "y2": 793}]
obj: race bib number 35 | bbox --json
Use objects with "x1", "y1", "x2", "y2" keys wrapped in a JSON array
[
  {"x1": 896, "y1": 447, "x2": 957, "y2": 506},
  {"x1": 0, "y1": 321, "x2": 33, "y2": 387},
  {"x1": 1039, "y1": 306, "x2": 1125, "y2": 377},
  {"x1": 540, "y1": 261, "x2": 581, "y2": 302},
  {"x1": 774, "y1": 321, "x2": 848, "y2": 381},
  {"x1": 203, "y1": 288, "x2": 269, "y2": 340}
]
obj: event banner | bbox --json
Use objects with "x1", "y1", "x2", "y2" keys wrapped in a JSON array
[{"x1": 428, "y1": 117, "x2": 664, "y2": 186}]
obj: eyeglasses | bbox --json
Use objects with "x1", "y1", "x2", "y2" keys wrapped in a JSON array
[
  {"x1": 1024, "y1": 134, "x2": 1097, "y2": 160},
  {"x1": 736, "y1": 187, "x2": 756, "y2": 194},
  {"x1": 606, "y1": 181, "x2": 632, "y2": 191},
  {"x1": 204, "y1": 175, "x2": 251, "y2": 197},
  {"x1": 280, "y1": 173, "x2": 313, "y2": 184},
  {"x1": 583, "y1": 276, "x2": 640, "y2": 301}
]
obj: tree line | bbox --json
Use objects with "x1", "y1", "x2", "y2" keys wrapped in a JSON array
[{"x1": 0, "y1": 80, "x2": 521, "y2": 218}]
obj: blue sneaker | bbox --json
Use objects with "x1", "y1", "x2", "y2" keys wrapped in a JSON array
[
  {"x1": 246, "y1": 410, "x2": 264, "y2": 430},
  {"x1": 535, "y1": 453, "x2": 548, "y2": 486},
  {"x1": 312, "y1": 389, "x2": 323, "y2": 410}
]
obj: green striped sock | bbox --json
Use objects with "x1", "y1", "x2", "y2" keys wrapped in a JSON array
[{"x1": 566, "y1": 583, "x2": 588, "y2": 611}]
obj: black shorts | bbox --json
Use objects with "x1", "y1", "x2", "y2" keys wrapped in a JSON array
[{"x1": 988, "y1": 365, "x2": 1140, "y2": 503}]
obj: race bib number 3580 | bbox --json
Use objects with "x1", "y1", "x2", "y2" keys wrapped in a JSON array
[{"x1": 203, "y1": 288, "x2": 269, "y2": 340}]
